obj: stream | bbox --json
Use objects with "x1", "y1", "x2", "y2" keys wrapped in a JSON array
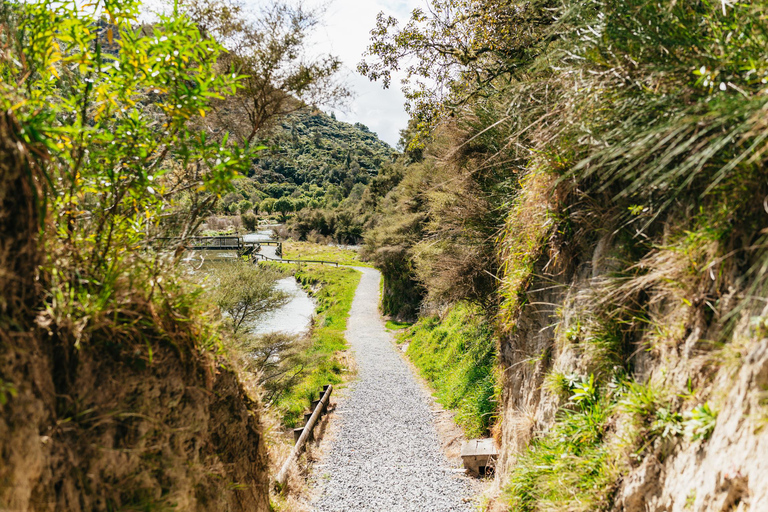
[
  {"x1": 191, "y1": 227, "x2": 315, "y2": 337},
  {"x1": 251, "y1": 276, "x2": 315, "y2": 336},
  {"x1": 244, "y1": 227, "x2": 315, "y2": 336}
]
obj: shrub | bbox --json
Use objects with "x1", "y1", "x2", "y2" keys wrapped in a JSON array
[
  {"x1": 260, "y1": 197, "x2": 277, "y2": 215},
  {"x1": 237, "y1": 199, "x2": 253, "y2": 214},
  {"x1": 274, "y1": 196, "x2": 294, "y2": 220},
  {"x1": 241, "y1": 212, "x2": 258, "y2": 232},
  {"x1": 208, "y1": 262, "x2": 289, "y2": 334}
]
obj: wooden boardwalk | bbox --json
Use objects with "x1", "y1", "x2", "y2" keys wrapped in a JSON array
[{"x1": 164, "y1": 236, "x2": 340, "y2": 266}]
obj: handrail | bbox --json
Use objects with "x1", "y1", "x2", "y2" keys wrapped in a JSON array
[
  {"x1": 252, "y1": 253, "x2": 339, "y2": 267},
  {"x1": 276, "y1": 385, "x2": 333, "y2": 487}
]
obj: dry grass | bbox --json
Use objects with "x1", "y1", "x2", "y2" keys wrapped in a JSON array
[
  {"x1": 282, "y1": 241, "x2": 371, "y2": 267},
  {"x1": 497, "y1": 170, "x2": 558, "y2": 332}
]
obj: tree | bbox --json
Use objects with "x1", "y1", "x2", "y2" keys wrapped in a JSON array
[
  {"x1": 177, "y1": 0, "x2": 351, "y2": 144},
  {"x1": 238, "y1": 332, "x2": 309, "y2": 403},
  {"x1": 212, "y1": 263, "x2": 289, "y2": 334},
  {"x1": 358, "y1": 0, "x2": 556, "y2": 131},
  {"x1": 241, "y1": 212, "x2": 258, "y2": 231},
  {"x1": 292, "y1": 197, "x2": 307, "y2": 211},
  {"x1": 237, "y1": 199, "x2": 253, "y2": 214},
  {"x1": 222, "y1": 192, "x2": 244, "y2": 211},
  {"x1": 274, "y1": 196, "x2": 294, "y2": 221},
  {"x1": 1, "y1": 0, "x2": 252, "y2": 284},
  {"x1": 260, "y1": 197, "x2": 277, "y2": 215}
]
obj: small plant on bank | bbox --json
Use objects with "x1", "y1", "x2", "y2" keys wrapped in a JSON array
[
  {"x1": 651, "y1": 407, "x2": 684, "y2": 440},
  {"x1": 570, "y1": 374, "x2": 599, "y2": 406},
  {"x1": 684, "y1": 402, "x2": 718, "y2": 441},
  {"x1": 0, "y1": 380, "x2": 17, "y2": 406},
  {"x1": 544, "y1": 371, "x2": 582, "y2": 400},
  {"x1": 241, "y1": 212, "x2": 258, "y2": 232},
  {"x1": 619, "y1": 379, "x2": 684, "y2": 459}
]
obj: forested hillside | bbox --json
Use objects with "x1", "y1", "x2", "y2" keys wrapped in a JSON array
[
  {"x1": 352, "y1": 0, "x2": 768, "y2": 510},
  {"x1": 210, "y1": 109, "x2": 395, "y2": 240},
  {"x1": 256, "y1": 109, "x2": 394, "y2": 191}
]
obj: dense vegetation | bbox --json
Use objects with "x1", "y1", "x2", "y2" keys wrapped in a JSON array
[
  {"x1": 349, "y1": 0, "x2": 768, "y2": 509},
  {"x1": 256, "y1": 110, "x2": 394, "y2": 193},
  {"x1": 208, "y1": 108, "x2": 397, "y2": 243},
  {"x1": 215, "y1": 109, "x2": 394, "y2": 210}
]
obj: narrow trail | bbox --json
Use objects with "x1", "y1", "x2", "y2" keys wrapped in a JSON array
[{"x1": 312, "y1": 267, "x2": 474, "y2": 512}]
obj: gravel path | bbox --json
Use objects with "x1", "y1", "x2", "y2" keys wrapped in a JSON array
[{"x1": 312, "y1": 267, "x2": 475, "y2": 512}]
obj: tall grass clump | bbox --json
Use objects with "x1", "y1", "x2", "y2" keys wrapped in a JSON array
[
  {"x1": 506, "y1": 375, "x2": 619, "y2": 511},
  {"x1": 400, "y1": 302, "x2": 498, "y2": 437},
  {"x1": 560, "y1": 0, "x2": 768, "y2": 314}
]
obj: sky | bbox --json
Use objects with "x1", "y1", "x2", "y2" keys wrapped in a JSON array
[
  {"x1": 301, "y1": 0, "x2": 426, "y2": 147},
  {"x1": 145, "y1": 0, "x2": 424, "y2": 147}
]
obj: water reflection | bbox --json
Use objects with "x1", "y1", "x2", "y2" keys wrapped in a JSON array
[
  {"x1": 189, "y1": 226, "x2": 314, "y2": 336},
  {"x1": 251, "y1": 276, "x2": 315, "y2": 336},
  {"x1": 243, "y1": 228, "x2": 277, "y2": 243}
]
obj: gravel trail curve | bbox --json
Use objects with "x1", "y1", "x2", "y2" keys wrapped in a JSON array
[{"x1": 312, "y1": 267, "x2": 474, "y2": 512}]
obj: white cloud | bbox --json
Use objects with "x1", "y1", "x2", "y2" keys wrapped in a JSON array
[
  {"x1": 306, "y1": 0, "x2": 425, "y2": 147},
  {"x1": 145, "y1": 0, "x2": 423, "y2": 146}
]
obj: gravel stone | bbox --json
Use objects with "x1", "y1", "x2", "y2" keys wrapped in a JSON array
[{"x1": 312, "y1": 267, "x2": 475, "y2": 512}]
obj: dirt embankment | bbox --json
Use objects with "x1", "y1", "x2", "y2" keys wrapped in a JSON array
[
  {"x1": 0, "y1": 112, "x2": 270, "y2": 511},
  {"x1": 492, "y1": 192, "x2": 768, "y2": 510}
]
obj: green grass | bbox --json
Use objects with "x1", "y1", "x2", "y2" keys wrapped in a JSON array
[
  {"x1": 398, "y1": 302, "x2": 498, "y2": 438},
  {"x1": 386, "y1": 320, "x2": 412, "y2": 331},
  {"x1": 274, "y1": 264, "x2": 361, "y2": 426},
  {"x1": 281, "y1": 241, "x2": 373, "y2": 267},
  {"x1": 506, "y1": 374, "x2": 691, "y2": 511},
  {"x1": 506, "y1": 394, "x2": 619, "y2": 512}
]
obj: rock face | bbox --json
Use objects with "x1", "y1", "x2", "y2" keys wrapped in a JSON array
[
  {"x1": 492, "y1": 221, "x2": 768, "y2": 511},
  {"x1": 0, "y1": 337, "x2": 271, "y2": 512},
  {"x1": 0, "y1": 111, "x2": 270, "y2": 512},
  {"x1": 629, "y1": 340, "x2": 768, "y2": 512}
]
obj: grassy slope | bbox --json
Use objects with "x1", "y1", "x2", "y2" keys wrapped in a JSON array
[
  {"x1": 275, "y1": 264, "x2": 361, "y2": 426},
  {"x1": 398, "y1": 303, "x2": 498, "y2": 438},
  {"x1": 282, "y1": 241, "x2": 373, "y2": 267}
]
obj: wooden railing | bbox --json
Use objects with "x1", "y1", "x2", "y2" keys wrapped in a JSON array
[
  {"x1": 276, "y1": 385, "x2": 333, "y2": 487},
  {"x1": 252, "y1": 252, "x2": 339, "y2": 267}
]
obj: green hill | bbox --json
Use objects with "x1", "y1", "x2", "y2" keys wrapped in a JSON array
[{"x1": 254, "y1": 109, "x2": 395, "y2": 193}]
